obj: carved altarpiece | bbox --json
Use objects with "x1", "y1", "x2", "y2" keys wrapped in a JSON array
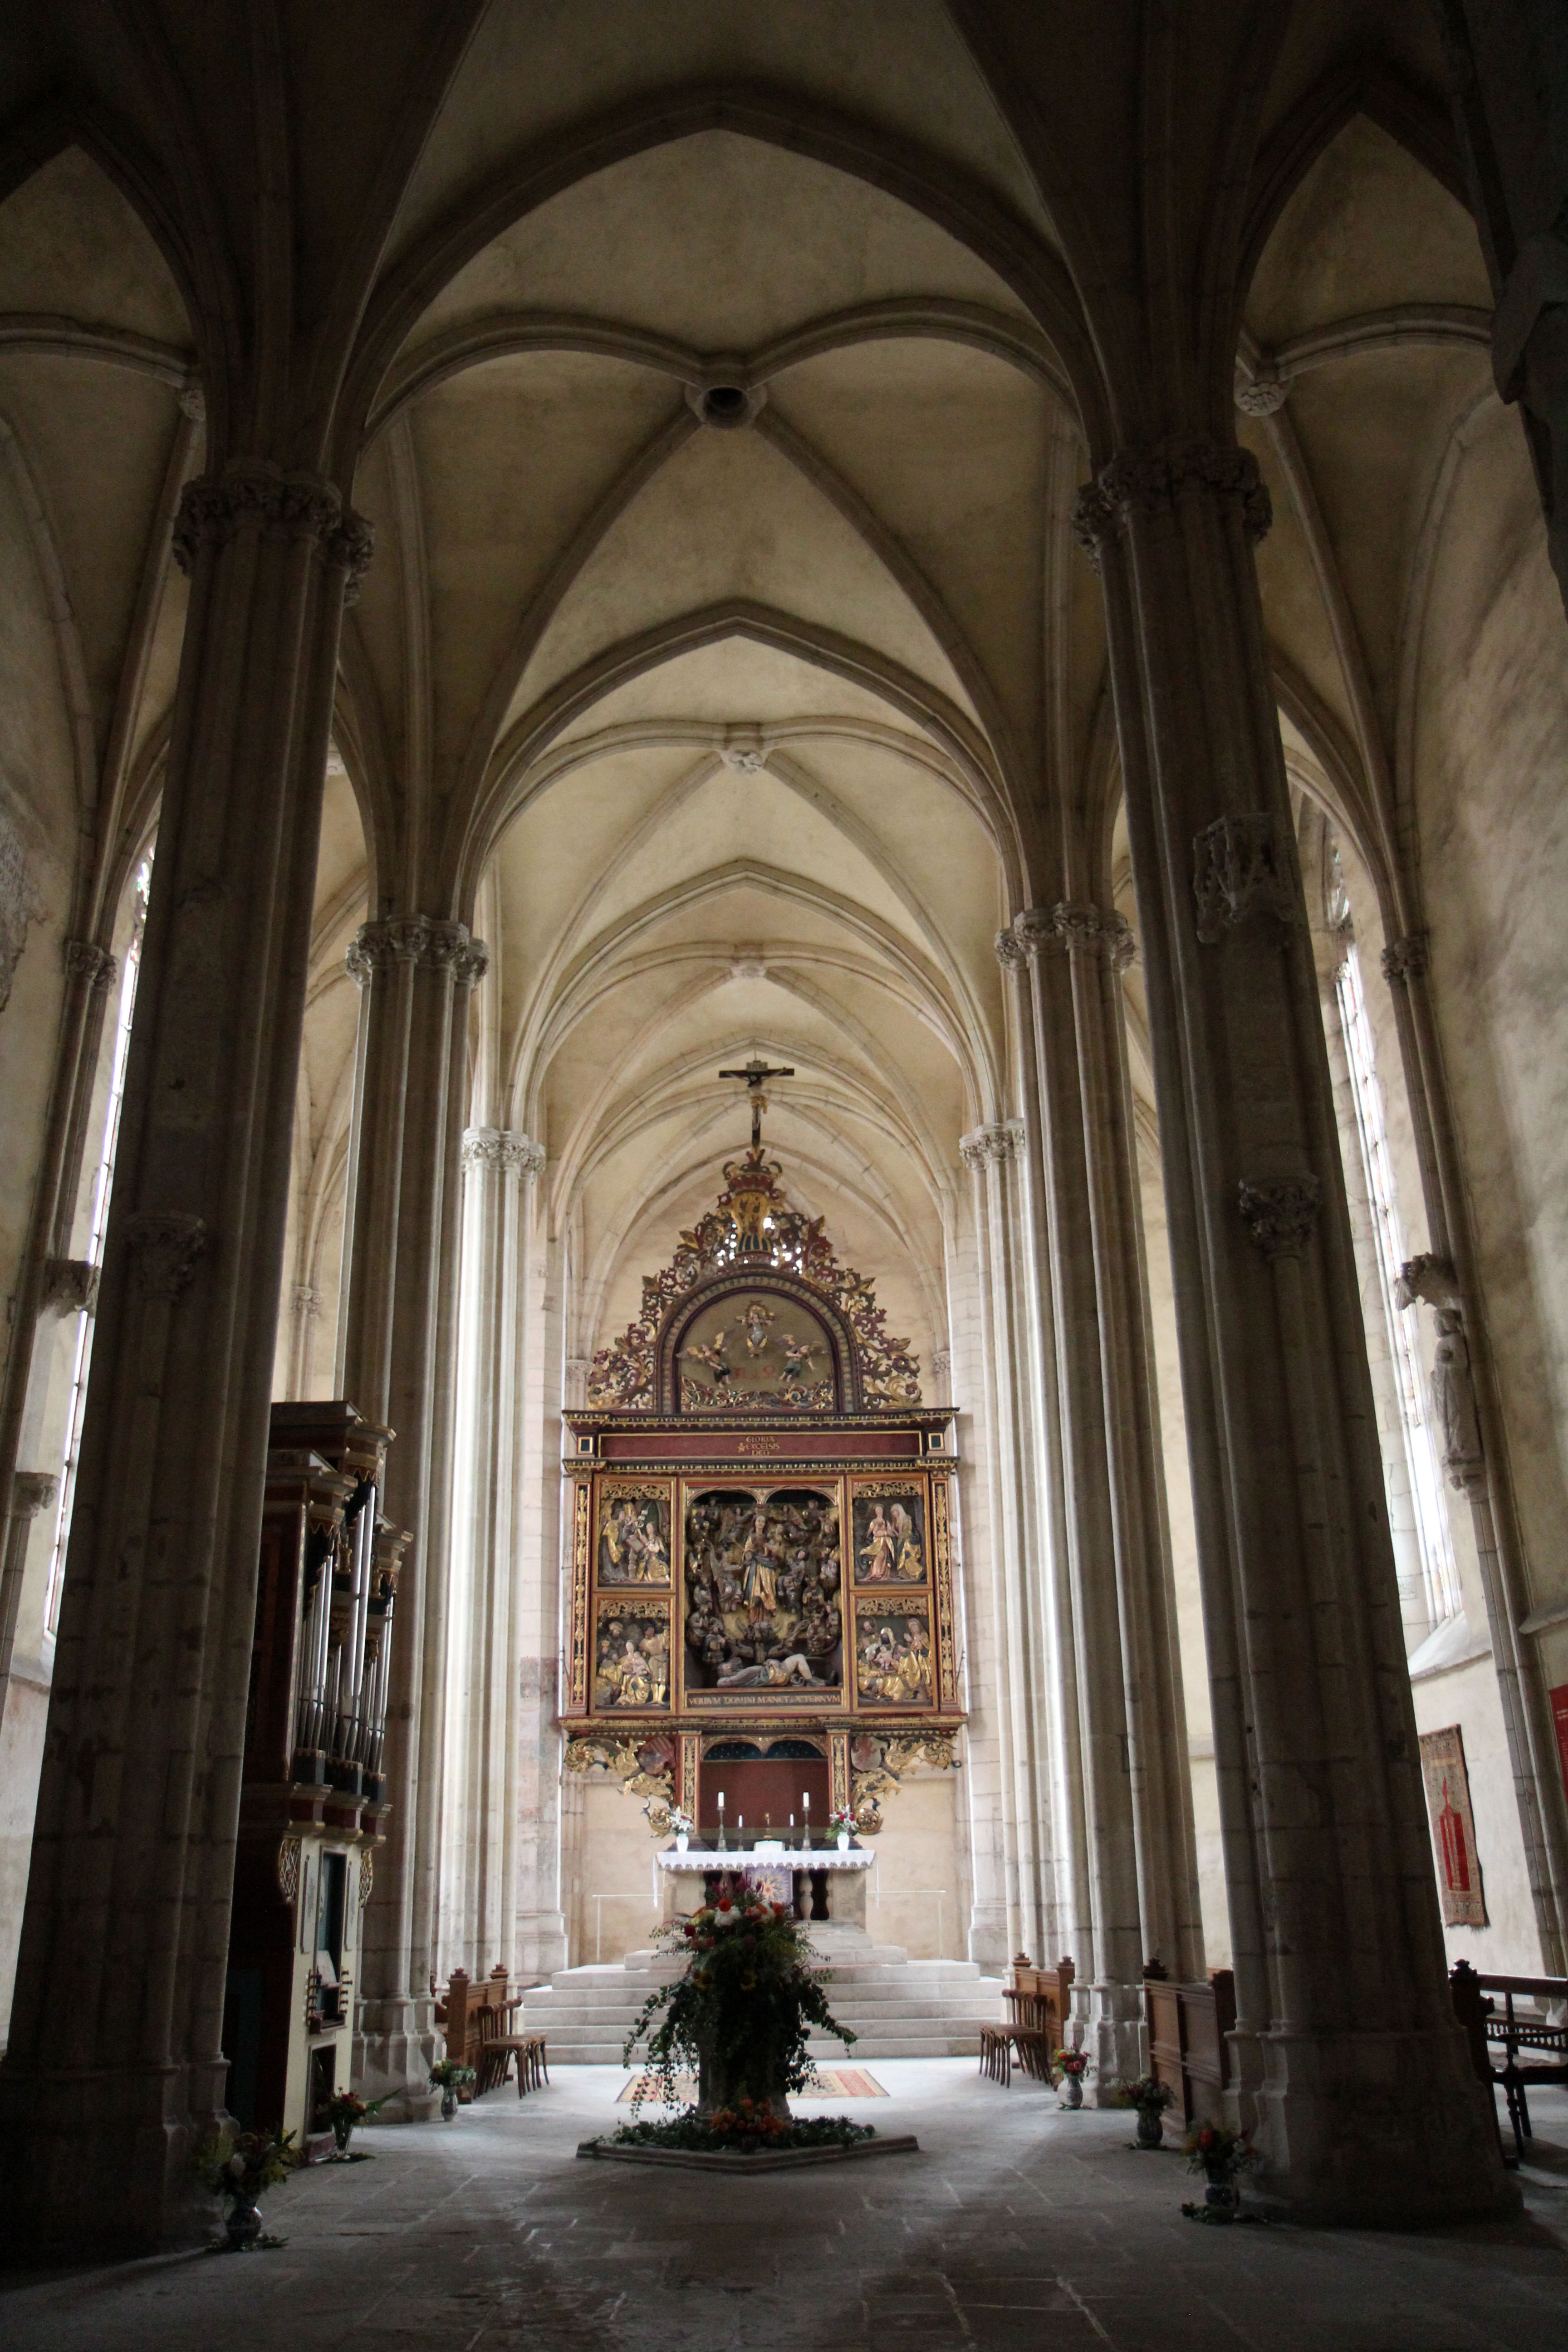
[{"x1": 564, "y1": 1147, "x2": 963, "y2": 1831}]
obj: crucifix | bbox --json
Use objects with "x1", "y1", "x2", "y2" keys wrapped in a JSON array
[{"x1": 718, "y1": 1055, "x2": 794, "y2": 1149}]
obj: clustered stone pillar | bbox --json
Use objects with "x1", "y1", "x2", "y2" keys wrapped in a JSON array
[
  {"x1": 957, "y1": 1117, "x2": 1058, "y2": 1968},
  {"x1": 442, "y1": 1124, "x2": 544, "y2": 1980},
  {"x1": 1075, "y1": 439, "x2": 1509, "y2": 2220},
  {"x1": 998, "y1": 908, "x2": 1203, "y2": 2091},
  {"x1": 0, "y1": 459, "x2": 371, "y2": 2252},
  {"x1": 339, "y1": 914, "x2": 487, "y2": 2111}
]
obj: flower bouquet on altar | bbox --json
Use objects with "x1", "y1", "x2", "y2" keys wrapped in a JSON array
[
  {"x1": 666, "y1": 1804, "x2": 694, "y2": 1852},
  {"x1": 194, "y1": 2125, "x2": 297, "y2": 2251},
  {"x1": 828, "y1": 1804, "x2": 858, "y2": 1850},
  {"x1": 609, "y1": 1882, "x2": 872, "y2": 2154}
]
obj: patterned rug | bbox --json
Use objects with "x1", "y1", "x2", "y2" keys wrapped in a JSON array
[{"x1": 617, "y1": 2067, "x2": 887, "y2": 2104}]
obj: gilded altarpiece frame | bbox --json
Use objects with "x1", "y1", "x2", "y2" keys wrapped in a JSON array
[{"x1": 563, "y1": 1450, "x2": 960, "y2": 1733}]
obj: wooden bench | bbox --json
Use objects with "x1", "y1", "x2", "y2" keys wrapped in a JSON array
[
  {"x1": 1143, "y1": 1966, "x2": 1235, "y2": 2127},
  {"x1": 435, "y1": 1964, "x2": 522, "y2": 2102},
  {"x1": 979, "y1": 1955, "x2": 1076, "y2": 2088},
  {"x1": 1450, "y1": 1960, "x2": 1568, "y2": 2161}
]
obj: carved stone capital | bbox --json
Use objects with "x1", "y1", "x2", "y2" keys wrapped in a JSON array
[
  {"x1": 1011, "y1": 906, "x2": 1060, "y2": 962},
  {"x1": 1381, "y1": 931, "x2": 1430, "y2": 986},
  {"x1": 453, "y1": 936, "x2": 490, "y2": 991},
  {"x1": 42, "y1": 1257, "x2": 98, "y2": 1317},
  {"x1": 1238, "y1": 1174, "x2": 1320, "y2": 1261},
  {"x1": 1193, "y1": 813, "x2": 1296, "y2": 944},
  {"x1": 11, "y1": 1470, "x2": 59, "y2": 1519},
  {"x1": 291, "y1": 1282, "x2": 323, "y2": 1319},
  {"x1": 1103, "y1": 912, "x2": 1137, "y2": 972},
  {"x1": 350, "y1": 914, "x2": 477, "y2": 981},
  {"x1": 125, "y1": 1211, "x2": 210, "y2": 1299},
  {"x1": 994, "y1": 926, "x2": 1025, "y2": 970},
  {"x1": 1086, "y1": 441, "x2": 1273, "y2": 549},
  {"x1": 172, "y1": 459, "x2": 356, "y2": 574},
  {"x1": 462, "y1": 1126, "x2": 546, "y2": 1179},
  {"x1": 62, "y1": 937, "x2": 116, "y2": 991},
  {"x1": 323, "y1": 508, "x2": 376, "y2": 603},
  {"x1": 176, "y1": 382, "x2": 206, "y2": 425},
  {"x1": 960, "y1": 1120, "x2": 1024, "y2": 1172},
  {"x1": 1235, "y1": 368, "x2": 1290, "y2": 416},
  {"x1": 1070, "y1": 480, "x2": 1116, "y2": 572},
  {"x1": 1052, "y1": 901, "x2": 1103, "y2": 955}
]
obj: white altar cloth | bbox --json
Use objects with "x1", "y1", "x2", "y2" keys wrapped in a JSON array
[{"x1": 655, "y1": 1844, "x2": 873, "y2": 1872}]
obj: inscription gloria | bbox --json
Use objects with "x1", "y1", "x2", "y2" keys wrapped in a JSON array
[{"x1": 735, "y1": 1433, "x2": 778, "y2": 1455}]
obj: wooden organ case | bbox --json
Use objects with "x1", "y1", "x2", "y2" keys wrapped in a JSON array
[{"x1": 223, "y1": 1401, "x2": 405, "y2": 2150}]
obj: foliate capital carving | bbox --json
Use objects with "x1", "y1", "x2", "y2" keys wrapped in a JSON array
[
  {"x1": 960, "y1": 1120, "x2": 1025, "y2": 1172},
  {"x1": 1011, "y1": 906, "x2": 1060, "y2": 962},
  {"x1": 323, "y1": 509, "x2": 376, "y2": 603},
  {"x1": 994, "y1": 926, "x2": 1025, "y2": 970},
  {"x1": 1052, "y1": 901, "x2": 1102, "y2": 955},
  {"x1": 461, "y1": 1127, "x2": 545, "y2": 1179},
  {"x1": 1103, "y1": 912, "x2": 1137, "y2": 972},
  {"x1": 1081, "y1": 441, "x2": 1273, "y2": 553},
  {"x1": 1238, "y1": 1174, "x2": 1320, "y2": 1261},
  {"x1": 453, "y1": 937, "x2": 490, "y2": 991},
  {"x1": 126, "y1": 1210, "x2": 210, "y2": 1298},
  {"x1": 11, "y1": 1470, "x2": 59, "y2": 1519},
  {"x1": 1235, "y1": 368, "x2": 1290, "y2": 417},
  {"x1": 42, "y1": 1257, "x2": 98, "y2": 1317},
  {"x1": 1193, "y1": 813, "x2": 1296, "y2": 944},
  {"x1": 1069, "y1": 481, "x2": 1115, "y2": 572},
  {"x1": 63, "y1": 937, "x2": 116, "y2": 990},
  {"x1": 1381, "y1": 931, "x2": 1430, "y2": 987},
  {"x1": 291, "y1": 1282, "x2": 323, "y2": 1319},
  {"x1": 172, "y1": 460, "x2": 343, "y2": 573},
  {"x1": 349, "y1": 914, "x2": 478, "y2": 982}
]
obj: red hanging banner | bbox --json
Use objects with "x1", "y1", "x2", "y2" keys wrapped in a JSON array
[{"x1": 1551, "y1": 1683, "x2": 1568, "y2": 1804}]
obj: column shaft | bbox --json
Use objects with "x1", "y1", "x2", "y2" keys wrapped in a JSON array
[
  {"x1": 0, "y1": 461, "x2": 369, "y2": 2252},
  {"x1": 1076, "y1": 441, "x2": 1509, "y2": 2220},
  {"x1": 340, "y1": 915, "x2": 486, "y2": 2107}
]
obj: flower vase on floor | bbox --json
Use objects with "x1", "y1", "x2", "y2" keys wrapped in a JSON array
[
  {"x1": 1125, "y1": 2075, "x2": 1173, "y2": 2150},
  {"x1": 225, "y1": 2199, "x2": 263, "y2": 2251},
  {"x1": 1060, "y1": 2072, "x2": 1083, "y2": 2110},
  {"x1": 1203, "y1": 2171, "x2": 1238, "y2": 2218},
  {"x1": 1135, "y1": 2105, "x2": 1164, "y2": 2148},
  {"x1": 441, "y1": 2088, "x2": 458, "y2": 2121},
  {"x1": 429, "y1": 2060, "x2": 475, "y2": 2117}
]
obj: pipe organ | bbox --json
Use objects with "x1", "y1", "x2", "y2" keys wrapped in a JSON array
[{"x1": 223, "y1": 1401, "x2": 405, "y2": 2150}]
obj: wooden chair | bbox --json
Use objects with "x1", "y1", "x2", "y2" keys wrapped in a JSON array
[
  {"x1": 978, "y1": 2024, "x2": 1012, "y2": 2085},
  {"x1": 483, "y1": 2028, "x2": 549, "y2": 2097},
  {"x1": 1451, "y1": 1961, "x2": 1568, "y2": 2161}
]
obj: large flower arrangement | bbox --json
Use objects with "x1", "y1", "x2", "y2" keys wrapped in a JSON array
[{"x1": 622, "y1": 1884, "x2": 857, "y2": 2123}]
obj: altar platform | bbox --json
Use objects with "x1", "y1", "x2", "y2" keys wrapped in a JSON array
[{"x1": 519, "y1": 1921, "x2": 1004, "y2": 2063}]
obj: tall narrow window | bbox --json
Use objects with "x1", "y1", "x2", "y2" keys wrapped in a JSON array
[
  {"x1": 44, "y1": 857, "x2": 151, "y2": 1637},
  {"x1": 1335, "y1": 937, "x2": 1461, "y2": 1626}
]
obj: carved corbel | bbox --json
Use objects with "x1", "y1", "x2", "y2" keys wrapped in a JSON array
[
  {"x1": 1381, "y1": 932, "x2": 1430, "y2": 988},
  {"x1": 42, "y1": 1258, "x2": 98, "y2": 1317},
  {"x1": 126, "y1": 1211, "x2": 210, "y2": 1299},
  {"x1": 1193, "y1": 813, "x2": 1297, "y2": 945},
  {"x1": 1238, "y1": 1174, "x2": 1320, "y2": 1261}
]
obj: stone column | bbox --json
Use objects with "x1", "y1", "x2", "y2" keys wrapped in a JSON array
[
  {"x1": 1009, "y1": 904, "x2": 1203, "y2": 2090},
  {"x1": 340, "y1": 915, "x2": 487, "y2": 2109},
  {"x1": 957, "y1": 1117, "x2": 1055, "y2": 1966},
  {"x1": 0, "y1": 460, "x2": 371, "y2": 2253},
  {"x1": 514, "y1": 1208, "x2": 569, "y2": 1980},
  {"x1": 1073, "y1": 442, "x2": 1509, "y2": 2220},
  {"x1": 443, "y1": 1125, "x2": 544, "y2": 1978}
]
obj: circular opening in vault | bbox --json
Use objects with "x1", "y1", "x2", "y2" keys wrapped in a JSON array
[{"x1": 701, "y1": 384, "x2": 750, "y2": 425}]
